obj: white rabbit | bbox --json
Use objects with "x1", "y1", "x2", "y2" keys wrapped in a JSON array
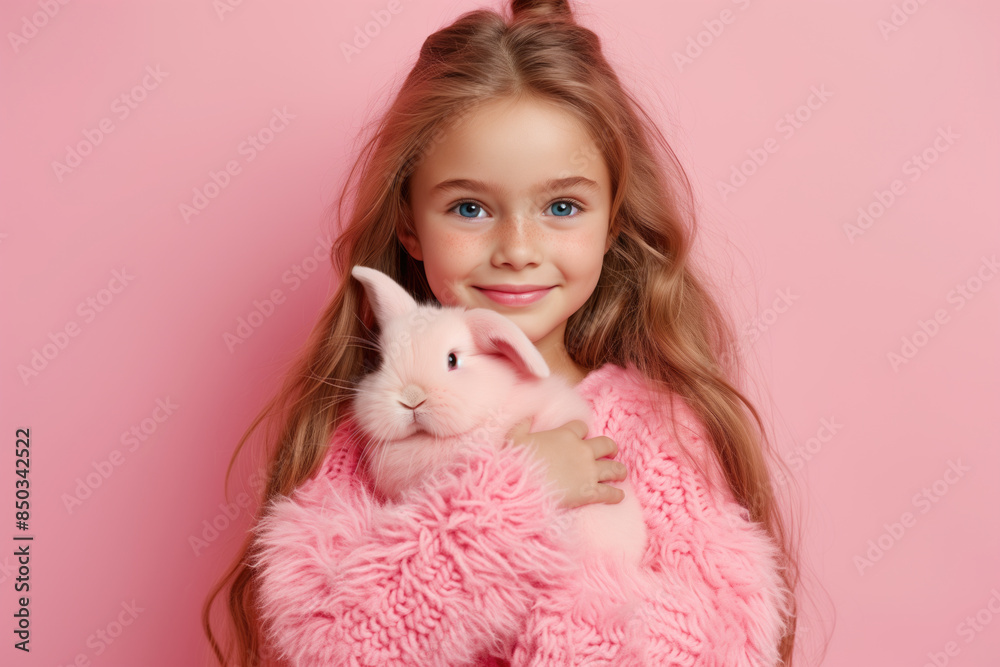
[{"x1": 348, "y1": 265, "x2": 647, "y2": 566}]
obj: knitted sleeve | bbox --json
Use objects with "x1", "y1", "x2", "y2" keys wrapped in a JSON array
[
  {"x1": 623, "y1": 403, "x2": 793, "y2": 667},
  {"x1": 510, "y1": 387, "x2": 793, "y2": 667},
  {"x1": 250, "y1": 417, "x2": 580, "y2": 667}
]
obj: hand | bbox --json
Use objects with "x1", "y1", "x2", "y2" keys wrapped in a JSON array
[{"x1": 506, "y1": 418, "x2": 628, "y2": 509}]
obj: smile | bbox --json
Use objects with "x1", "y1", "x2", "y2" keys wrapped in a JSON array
[{"x1": 474, "y1": 286, "x2": 553, "y2": 306}]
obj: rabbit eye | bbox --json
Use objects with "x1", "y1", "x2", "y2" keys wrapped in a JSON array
[{"x1": 447, "y1": 352, "x2": 459, "y2": 370}]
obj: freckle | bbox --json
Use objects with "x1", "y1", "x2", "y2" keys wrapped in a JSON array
[{"x1": 445, "y1": 234, "x2": 475, "y2": 251}]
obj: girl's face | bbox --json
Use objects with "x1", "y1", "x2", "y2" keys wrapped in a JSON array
[{"x1": 400, "y1": 96, "x2": 612, "y2": 371}]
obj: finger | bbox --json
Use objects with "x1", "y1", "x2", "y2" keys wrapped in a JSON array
[
  {"x1": 597, "y1": 460, "x2": 628, "y2": 483},
  {"x1": 587, "y1": 435, "x2": 618, "y2": 459},
  {"x1": 596, "y1": 483, "x2": 625, "y2": 505},
  {"x1": 505, "y1": 418, "x2": 532, "y2": 442},
  {"x1": 559, "y1": 419, "x2": 589, "y2": 439}
]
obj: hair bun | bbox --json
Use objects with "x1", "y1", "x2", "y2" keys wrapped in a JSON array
[{"x1": 511, "y1": 0, "x2": 573, "y2": 21}]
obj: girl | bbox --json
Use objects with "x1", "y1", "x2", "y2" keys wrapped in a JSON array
[{"x1": 204, "y1": 0, "x2": 802, "y2": 664}]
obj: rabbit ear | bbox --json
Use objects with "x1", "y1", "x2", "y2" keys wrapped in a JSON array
[
  {"x1": 351, "y1": 266, "x2": 418, "y2": 327},
  {"x1": 464, "y1": 309, "x2": 550, "y2": 379}
]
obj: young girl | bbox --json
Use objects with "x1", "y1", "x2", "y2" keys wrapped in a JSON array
[{"x1": 204, "y1": 0, "x2": 801, "y2": 664}]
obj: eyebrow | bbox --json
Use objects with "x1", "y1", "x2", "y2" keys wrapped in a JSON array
[{"x1": 430, "y1": 176, "x2": 600, "y2": 198}]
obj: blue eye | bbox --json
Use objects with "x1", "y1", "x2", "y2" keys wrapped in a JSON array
[
  {"x1": 455, "y1": 202, "x2": 485, "y2": 218},
  {"x1": 548, "y1": 200, "x2": 580, "y2": 217}
]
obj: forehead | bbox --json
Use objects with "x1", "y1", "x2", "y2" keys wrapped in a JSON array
[{"x1": 410, "y1": 97, "x2": 608, "y2": 194}]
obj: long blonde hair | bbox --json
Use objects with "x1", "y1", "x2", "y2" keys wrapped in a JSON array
[{"x1": 203, "y1": 1, "x2": 822, "y2": 664}]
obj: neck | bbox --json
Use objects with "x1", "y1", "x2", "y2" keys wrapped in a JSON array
[{"x1": 536, "y1": 340, "x2": 587, "y2": 387}]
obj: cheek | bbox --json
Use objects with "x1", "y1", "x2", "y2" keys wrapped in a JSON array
[
  {"x1": 422, "y1": 238, "x2": 478, "y2": 306},
  {"x1": 422, "y1": 230, "x2": 479, "y2": 269},
  {"x1": 558, "y1": 229, "x2": 607, "y2": 271},
  {"x1": 430, "y1": 231, "x2": 481, "y2": 259},
  {"x1": 431, "y1": 278, "x2": 465, "y2": 307}
]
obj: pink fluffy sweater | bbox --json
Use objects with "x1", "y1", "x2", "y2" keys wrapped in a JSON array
[{"x1": 252, "y1": 362, "x2": 792, "y2": 666}]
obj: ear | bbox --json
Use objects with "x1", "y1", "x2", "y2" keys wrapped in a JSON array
[
  {"x1": 464, "y1": 309, "x2": 550, "y2": 379},
  {"x1": 351, "y1": 266, "x2": 419, "y2": 327},
  {"x1": 397, "y1": 224, "x2": 423, "y2": 262},
  {"x1": 604, "y1": 226, "x2": 618, "y2": 254}
]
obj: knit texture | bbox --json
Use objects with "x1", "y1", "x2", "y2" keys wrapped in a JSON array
[{"x1": 251, "y1": 362, "x2": 792, "y2": 666}]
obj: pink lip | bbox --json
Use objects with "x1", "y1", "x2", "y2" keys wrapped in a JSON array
[
  {"x1": 477, "y1": 284, "x2": 550, "y2": 293},
  {"x1": 475, "y1": 285, "x2": 554, "y2": 306}
]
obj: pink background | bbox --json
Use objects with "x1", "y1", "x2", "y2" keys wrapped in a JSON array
[{"x1": 2, "y1": 0, "x2": 998, "y2": 665}]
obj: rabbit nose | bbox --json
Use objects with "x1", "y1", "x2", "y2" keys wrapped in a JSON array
[{"x1": 399, "y1": 385, "x2": 426, "y2": 410}]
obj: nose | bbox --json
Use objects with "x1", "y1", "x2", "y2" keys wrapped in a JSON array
[
  {"x1": 398, "y1": 384, "x2": 426, "y2": 410},
  {"x1": 490, "y1": 214, "x2": 542, "y2": 270}
]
